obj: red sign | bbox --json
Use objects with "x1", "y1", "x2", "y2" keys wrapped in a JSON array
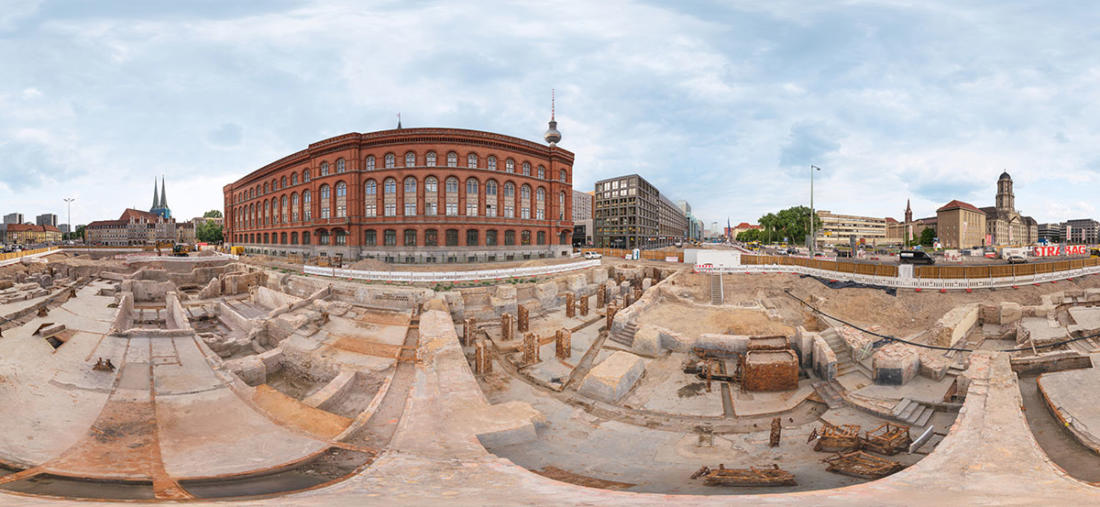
[
  {"x1": 1033, "y1": 246, "x2": 1060, "y2": 257},
  {"x1": 1065, "y1": 245, "x2": 1089, "y2": 255}
]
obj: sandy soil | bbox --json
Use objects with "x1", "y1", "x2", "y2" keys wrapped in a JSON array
[
  {"x1": 637, "y1": 302, "x2": 794, "y2": 337},
  {"x1": 717, "y1": 272, "x2": 1100, "y2": 337}
]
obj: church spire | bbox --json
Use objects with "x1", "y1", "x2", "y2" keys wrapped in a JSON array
[
  {"x1": 160, "y1": 176, "x2": 168, "y2": 210},
  {"x1": 904, "y1": 198, "x2": 912, "y2": 223},
  {"x1": 151, "y1": 179, "x2": 160, "y2": 209}
]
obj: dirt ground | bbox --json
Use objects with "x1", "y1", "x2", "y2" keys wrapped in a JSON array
[
  {"x1": 637, "y1": 301, "x2": 794, "y2": 337},
  {"x1": 717, "y1": 272, "x2": 1100, "y2": 337}
]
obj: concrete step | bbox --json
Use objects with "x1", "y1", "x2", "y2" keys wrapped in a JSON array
[
  {"x1": 913, "y1": 407, "x2": 935, "y2": 428},
  {"x1": 812, "y1": 381, "x2": 846, "y2": 409},
  {"x1": 892, "y1": 398, "x2": 914, "y2": 418}
]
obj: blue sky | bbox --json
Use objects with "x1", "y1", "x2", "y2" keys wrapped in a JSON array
[{"x1": 3, "y1": 1, "x2": 1100, "y2": 229}]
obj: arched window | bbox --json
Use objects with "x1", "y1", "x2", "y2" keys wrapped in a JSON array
[
  {"x1": 537, "y1": 231, "x2": 546, "y2": 245},
  {"x1": 505, "y1": 158, "x2": 515, "y2": 173},
  {"x1": 248, "y1": 203, "x2": 254, "y2": 226},
  {"x1": 405, "y1": 151, "x2": 416, "y2": 167},
  {"x1": 320, "y1": 161, "x2": 329, "y2": 176},
  {"x1": 466, "y1": 229, "x2": 479, "y2": 246},
  {"x1": 319, "y1": 184, "x2": 331, "y2": 219},
  {"x1": 425, "y1": 229, "x2": 438, "y2": 246},
  {"x1": 485, "y1": 180, "x2": 498, "y2": 217},
  {"x1": 404, "y1": 229, "x2": 417, "y2": 246},
  {"x1": 263, "y1": 200, "x2": 269, "y2": 225},
  {"x1": 303, "y1": 190, "x2": 312, "y2": 220},
  {"x1": 366, "y1": 155, "x2": 375, "y2": 171},
  {"x1": 559, "y1": 169, "x2": 567, "y2": 182},
  {"x1": 521, "y1": 230, "x2": 532, "y2": 245},
  {"x1": 426, "y1": 151, "x2": 437, "y2": 166},
  {"x1": 364, "y1": 230, "x2": 376, "y2": 246},
  {"x1": 263, "y1": 182, "x2": 269, "y2": 194},
  {"x1": 281, "y1": 176, "x2": 287, "y2": 188},
  {"x1": 467, "y1": 153, "x2": 477, "y2": 168},
  {"x1": 487, "y1": 155, "x2": 497, "y2": 170},
  {"x1": 446, "y1": 152, "x2": 458, "y2": 167},
  {"x1": 445, "y1": 229, "x2": 459, "y2": 246},
  {"x1": 319, "y1": 230, "x2": 330, "y2": 245},
  {"x1": 335, "y1": 181, "x2": 347, "y2": 218},
  {"x1": 403, "y1": 177, "x2": 417, "y2": 216},
  {"x1": 280, "y1": 232, "x2": 287, "y2": 244},
  {"x1": 384, "y1": 229, "x2": 396, "y2": 246},
  {"x1": 466, "y1": 178, "x2": 479, "y2": 216},
  {"x1": 291, "y1": 232, "x2": 298, "y2": 244},
  {"x1": 384, "y1": 153, "x2": 395, "y2": 169},
  {"x1": 302, "y1": 231, "x2": 311, "y2": 245},
  {"x1": 303, "y1": 169, "x2": 311, "y2": 182},
  {"x1": 520, "y1": 184, "x2": 531, "y2": 219},
  {"x1": 486, "y1": 229, "x2": 498, "y2": 246},
  {"x1": 291, "y1": 193, "x2": 300, "y2": 222},
  {"x1": 383, "y1": 177, "x2": 397, "y2": 216},
  {"x1": 522, "y1": 162, "x2": 531, "y2": 176},
  {"x1": 536, "y1": 187, "x2": 545, "y2": 220},
  {"x1": 336, "y1": 158, "x2": 346, "y2": 173},
  {"x1": 503, "y1": 182, "x2": 515, "y2": 218},
  {"x1": 445, "y1": 177, "x2": 459, "y2": 216},
  {"x1": 291, "y1": 173, "x2": 298, "y2": 185},
  {"x1": 504, "y1": 230, "x2": 516, "y2": 245},
  {"x1": 559, "y1": 191, "x2": 566, "y2": 220},
  {"x1": 537, "y1": 165, "x2": 545, "y2": 179},
  {"x1": 364, "y1": 179, "x2": 377, "y2": 217},
  {"x1": 281, "y1": 195, "x2": 288, "y2": 223},
  {"x1": 424, "y1": 176, "x2": 438, "y2": 216}
]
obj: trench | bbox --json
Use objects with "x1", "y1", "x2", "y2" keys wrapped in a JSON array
[{"x1": 1017, "y1": 373, "x2": 1100, "y2": 482}]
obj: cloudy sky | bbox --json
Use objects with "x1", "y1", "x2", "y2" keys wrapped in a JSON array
[{"x1": 3, "y1": 1, "x2": 1099, "y2": 229}]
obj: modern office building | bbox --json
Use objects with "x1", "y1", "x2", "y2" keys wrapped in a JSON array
[
  {"x1": 1065, "y1": 219, "x2": 1100, "y2": 244},
  {"x1": 572, "y1": 189, "x2": 594, "y2": 247},
  {"x1": 3, "y1": 213, "x2": 24, "y2": 225},
  {"x1": 224, "y1": 123, "x2": 575, "y2": 263},
  {"x1": 35, "y1": 213, "x2": 58, "y2": 227},
  {"x1": 815, "y1": 210, "x2": 887, "y2": 246},
  {"x1": 594, "y1": 174, "x2": 686, "y2": 249},
  {"x1": 1038, "y1": 223, "x2": 1064, "y2": 242}
]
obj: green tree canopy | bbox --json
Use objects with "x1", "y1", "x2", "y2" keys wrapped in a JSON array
[
  {"x1": 919, "y1": 227, "x2": 935, "y2": 247},
  {"x1": 757, "y1": 206, "x2": 822, "y2": 244},
  {"x1": 196, "y1": 221, "x2": 223, "y2": 243},
  {"x1": 203, "y1": 209, "x2": 223, "y2": 218}
]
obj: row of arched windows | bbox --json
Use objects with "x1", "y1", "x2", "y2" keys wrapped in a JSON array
[
  {"x1": 232, "y1": 177, "x2": 568, "y2": 229},
  {"x1": 233, "y1": 227, "x2": 562, "y2": 247},
  {"x1": 233, "y1": 154, "x2": 569, "y2": 204}
]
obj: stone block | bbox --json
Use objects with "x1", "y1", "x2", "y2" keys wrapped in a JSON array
[
  {"x1": 999, "y1": 302, "x2": 1022, "y2": 325},
  {"x1": 657, "y1": 327, "x2": 693, "y2": 352},
  {"x1": 742, "y1": 350, "x2": 799, "y2": 392},
  {"x1": 872, "y1": 344, "x2": 920, "y2": 385},
  {"x1": 0, "y1": 280, "x2": 12, "y2": 290},
  {"x1": 257, "y1": 348, "x2": 284, "y2": 372},
  {"x1": 535, "y1": 281, "x2": 557, "y2": 306},
  {"x1": 619, "y1": 280, "x2": 632, "y2": 296},
  {"x1": 578, "y1": 351, "x2": 647, "y2": 403},
  {"x1": 812, "y1": 336, "x2": 837, "y2": 381},
  {"x1": 225, "y1": 356, "x2": 266, "y2": 386},
  {"x1": 695, "y1": 334, "x2": 750, "y2": 355},
  {"x1": 641, "y1": 278, "x2": 653, "y2": 291},
  {"x1": 567, "y1": 274, "x2": 586, "y2": 293},
  {"x1": 632, "y1": 324, "x2": 664, "y2": 357},
  {"x1": 590, "y1": 268, "x2": 609, "y2": 285},
  {"x1": 979, "y1": 304, "x2": 999, "y2": 324},
  {"x1": 495, "y1": 284, "x2": 517, "y2": 300}
]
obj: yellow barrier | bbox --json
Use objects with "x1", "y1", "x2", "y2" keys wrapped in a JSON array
[{"x1": 0, "y1": 246, "x2": 59, "y2": 263}]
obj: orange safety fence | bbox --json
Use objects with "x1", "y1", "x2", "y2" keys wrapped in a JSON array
[{"x1": 0, "y1": 246, "x2": 58, "y2": 263}]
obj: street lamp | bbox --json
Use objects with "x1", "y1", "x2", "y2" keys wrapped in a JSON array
[
  {"x1": 63, "y1": 197, "x2": 75, "y2": 241},
  {"x1": 809, "y1": 165, "x2": 821, "y2": 255}
]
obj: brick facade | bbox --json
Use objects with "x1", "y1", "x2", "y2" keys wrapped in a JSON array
[{"x1": 223, "y1": 128, "x2": 575, "y2": 262}]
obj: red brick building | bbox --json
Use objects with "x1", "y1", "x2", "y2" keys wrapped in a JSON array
[{"x1": 224, "y1": 127, "x2": 575, "y2": 263}]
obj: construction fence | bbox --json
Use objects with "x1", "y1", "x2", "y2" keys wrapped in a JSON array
[
  {"x1": 581, "y1": 248, "x2": 685, "y2": 262},
  {"x1": 912, "y1": 257, "x2": 1100, "y2": 279},
  {"x1": 0, "y1": 246, "x2": 60, "y2": 266},
  {"x1": 740, "y1": 255, "x2": 899, "y2": 277}
]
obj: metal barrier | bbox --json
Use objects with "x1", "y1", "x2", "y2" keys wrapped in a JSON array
[{"x1": 303, "y1": 259, "x2": 601, "y2": 283}]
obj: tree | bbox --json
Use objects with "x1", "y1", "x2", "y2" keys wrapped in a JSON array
[
  {"x1": 919, "y1": 227, "x2": 935, "y2": 247},
  {"x1": 757, "y1": 206, "x2": 822, "y2": 245},
  {"x1": 203, "y1": 209, "x2": 223, "y2": 218},
  {"x1": 736, "y1": 229, "x2": 762, "y2": 242},
  {"x1": 196, "y1": 220, "x2": 223, "y2": 243}
]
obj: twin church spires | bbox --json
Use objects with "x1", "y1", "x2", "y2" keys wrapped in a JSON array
[{"x1": 150, "y1": 177, "x2": 172, "y2": 219}]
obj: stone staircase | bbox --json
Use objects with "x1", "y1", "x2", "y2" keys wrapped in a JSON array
[
  {"x1": 709, "y1": 274, "x2": 723, "y2": 305},
  {"x1": 822, "y1": 329, "x2": 858, "y2": 377},
  {"x1": 892, "y1": 398, "x2": 935, "y2": 428},
  {"x1": 811, "y1": 380, "x2": 847, "y2": 409},
  {"x1": 609, "y1": 321, "x2": 638, "y2": 348}
]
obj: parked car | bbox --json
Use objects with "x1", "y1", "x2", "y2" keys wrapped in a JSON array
[
  {"x1": 1006, "y1": 254, "x2": 1028, "y2": 264},
  {"x1": 899, "y1": 250, "x2": 935, "y2": 265},
  {"x1": 583, "y1": 251, "x2": 603, "y2": 260}
]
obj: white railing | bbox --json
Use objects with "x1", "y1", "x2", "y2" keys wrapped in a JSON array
[
  {"x1": 701, "y1": 262, "x2": 1100, "y2": 290},
  {"x1": 303, "y1": 259, "x2": 601, "y2": 283}
]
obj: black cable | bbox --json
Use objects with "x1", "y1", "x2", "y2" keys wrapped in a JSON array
[{"x1": 783, "y1": 289, "x2": 1100, "y2": 353}]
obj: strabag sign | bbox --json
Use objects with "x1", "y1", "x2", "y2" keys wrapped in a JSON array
[{"x1": 1033, "y1": 245, "x2": 1089, "y2": 257}]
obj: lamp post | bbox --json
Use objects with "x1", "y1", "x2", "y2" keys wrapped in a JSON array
[
  {"x1": 809, "y1": 165, "x2": 821, "y2": 255},
  {"x1": 63, "y1": 197, "x2": 75, "y2": 241}
]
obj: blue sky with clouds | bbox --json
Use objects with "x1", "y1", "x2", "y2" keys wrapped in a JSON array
[{"x1": 3, "y1": 0, "x2": 1099, "y2": 228}]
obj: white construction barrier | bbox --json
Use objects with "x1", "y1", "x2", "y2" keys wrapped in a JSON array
[{"x1": 303, "y1": 259, "x2": 601, "y2": 283}]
